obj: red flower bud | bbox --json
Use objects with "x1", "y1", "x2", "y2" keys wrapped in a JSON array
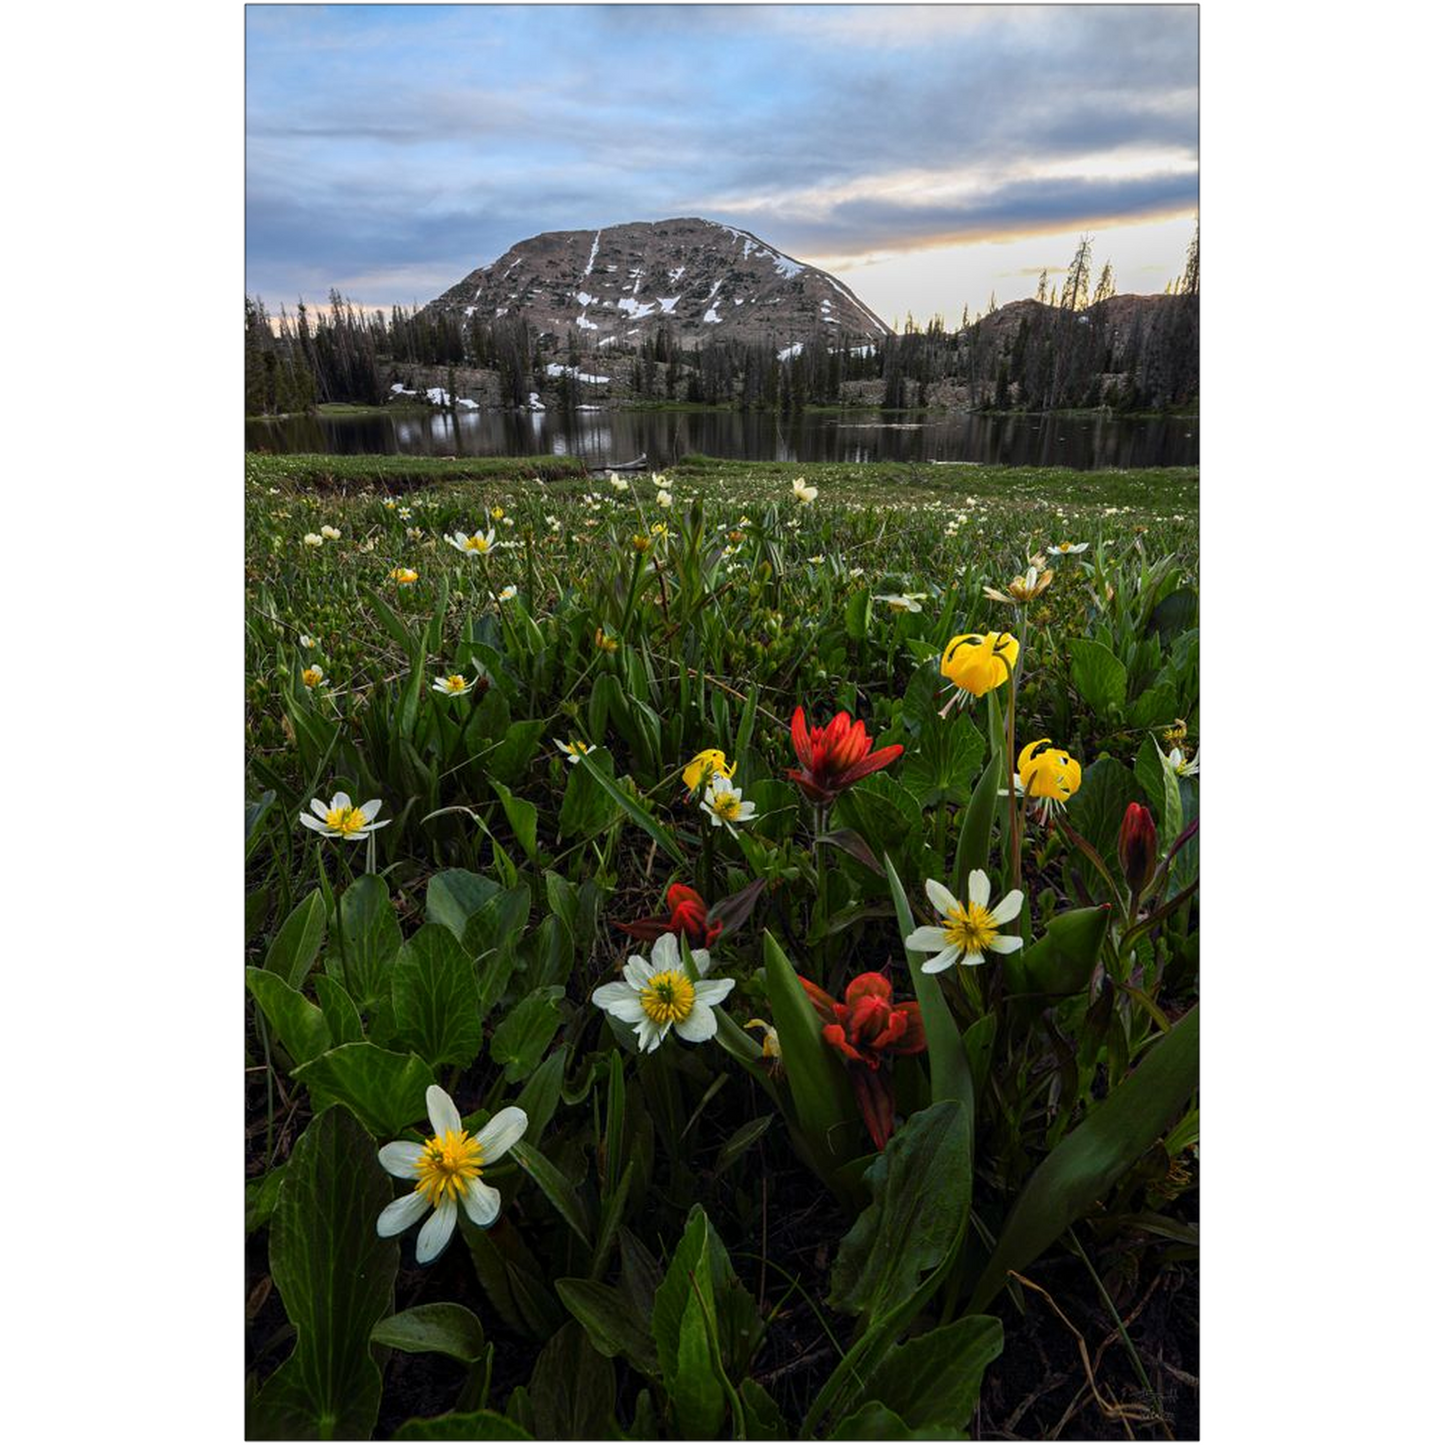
[
  {"x1": 1118, "y1": 803, "x2": 1158, "y2": 893},
  {"x1": 787, "y1": 706, "x2": 904, "y2": 807},
  {"x1": 617, "y1": 883, "x2": 721, "y2": 947}
]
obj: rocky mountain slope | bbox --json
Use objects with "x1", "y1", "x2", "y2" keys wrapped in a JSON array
[{"x1": 427, "y1": 217, "x2": 890, "y2": 347}]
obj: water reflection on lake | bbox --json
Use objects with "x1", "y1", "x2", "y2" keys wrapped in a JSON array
[{"x1": 246, "y1": 406, "x2": 1197, "y2": 471}]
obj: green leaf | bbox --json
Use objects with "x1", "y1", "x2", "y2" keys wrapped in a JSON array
[
  {"x1": 969, "y1": 1005, "x2": 1200, "y2": 1311},
  {"x1": 845, "y1": 587, "x2": 873, "y2": 641},
  {"x1": 829, "y1": 1100, "x2": 970, "y2": 1325},
  {"x1": 263, "y1": 890, "x2": 327, "y2": 989},
  {"x1": 1068, "y1": 756, "x2": 1148, "y2": 868},
  {"x1": 514, "y1": 1046, "x2": 568, "y2": 1143},
  {"x1": 426, "y1": 869, "x2": 501, "y2": 940},
  {"x1": 329, "y1": 873, "x2": 402, "y2": 1012},
  {"x1": 1008, "y1": 905, "x2": 1110, "y2": 998},
  {"x1": 1146, "y1": 587, "x2": 1197, "y2": 642},
  {"x1": 829, "y1": 1402, "x2": 947, "y2": 1439},
  {"x1": 556, "y1": 1278, "x2": 660, "y2": 1376},
  {"x1": 898, "y1": 712, "x2": 985, "y2": 808},
  {"x1": 489, "y1": 718, "x2": 547, "y2": 786},
  {"x1": 863, "y1": 1314, "x2": 1003, "y2": 1431},
  {"x1": 529, "y1": 1321, "x2": 615, "y2": 1440},
  {"x1": 1128, "y1": 681, "x2": 1179, "y2": 729},
  {"x1": 576, "y1": 748, "x2": 686, "y2": 863},
  {"x1": 511, "y1": 1138, "x2": 592, "y2": 1245},
  {"x1": 762, "y1": 930, "x2": 858, "y2": 1172},
  {"x1": 1135, "y1": 740, "x2": 1184, "y2": 850},
  {"x1": 885, "y1": 856, "x2": 970, "y2": 1108},
  {"x1": 393, "y1": 1410, "x2": 532, "y2": 1440},
  {"x1": 834, "y1": 773, "x2": 922, "y2": 863},
  {"x1": 313, "y1": 975, "x2": 364, "y2": 1047},
  {"x1": 956, "y1": 748, "x2": 1004, "y2": 889},
  {"x1": 293, "y1": 1043, "x2": 434, "y2": 1138},
  {"x1": 391, "y1": 924, "x2": 483, "y2": 1069},
  {"x1": 492, "y1": 780, "x2": 540, "y2": 863},
  {"x1": 1069, "y1": 636, "x2": 1127, "y2": 715},
  {"x1": 716, "y1": 1115, "x2": 773, "y2": 1172},
  {"x1": 490, "y1": 988, "x2": 563, "y2": 1083},
  {"x1": 245, "y1": 1163, "x2": 288, "y2": 1236},
  {"x1": 246, "y1": 967, "x2": 331, "y2": 1067},
  {"x1": 247, "y1": 1109, "x2": 398, "y2": 1441},
  {"x1": 651, "y1": 1207, "x2": 727, "y2": 1439},
  {"x1": 372, "y1": 1303, "x2": 487, "y2": 1363}
]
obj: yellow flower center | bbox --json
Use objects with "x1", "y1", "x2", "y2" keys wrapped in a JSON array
[
  {"x1": 465, "y1": 536, "x2": 491, "y2": 553},
  {"x1": 640, "y1": 970, "x2": 695, "y2": 1025},
  {"x1": 1059, "y1": 542, "x2": 1073, "y2": 552},
  {"x1": 564, "y1": 741, "x2": 590, "y2": 757},
  {"x1": 324, "y1": 805, "x2": 367, "y2": 836},
  {"x1": 943, "y1": 902, "x2": 999, "y2": 954},
  {"x1": 413, "y1": 1129, "x2": 484, "y2": 1207},
  {"x1": 302, "y1": 667, "x2": 323, "y2": 688},
  {"x1": 444, "y1": 674, "x2": 468, "y2": 693},
  {"x1": 710, "y1": 790, "x2": 743, "y2": 821}
]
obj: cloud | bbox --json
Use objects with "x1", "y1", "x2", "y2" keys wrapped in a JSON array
[{"x1": 245, "y1": 4, "x2": 1198, "y2": 316}]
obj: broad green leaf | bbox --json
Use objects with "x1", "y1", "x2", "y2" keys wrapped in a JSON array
[
  {"x1": 885, "y1": 855, "x2": 970, "y2": 1108},
  {"x1": 834, "y1": 773, "x2": 922, "y2": 862},
  {"x1": 558, "y1": 746, "x2": 620, "y2": 839},
  {"x1": 845, "y1": 588, "x2": 872, "y2": 641},
  {"x1": 829, "y1": 1100, "x2": 970, "y2": 1325},
  {"x1": 392, "y1": 923, "x2": 483, "y2": 1069},
  {"x1": 246, "y1": 967, "x2": 331, "y2": 1067},
  {"x1": 716, "y1": 1115, "x2": 773, "y2": 1172},
  {"x1": 651, "y1": 1207, "x2": 726, "y2": 1439},
  {"x1": 1068, "y1": 756, "x2": 1148, "y2": 868},
  {"x1": 488, "y1": 718, "x2": 547, "y2": 786},
  {"x1": 762, "y1": 930, "x2": 857, "y2": 1172},
  {"x1": 955, "y1": 748, "x2": 1004, "y2": 890},
  {"x1": 490, "y1": 988, "x2": 563, "y2": 1083},
  {"x1": 293, "y1": 1042, "x2": 435, "y2": 1138},
  {"x1": 394, "y1": 1410, "x2": 532, "y2": 1440},
  {"x1": 969, "y1": 1005, "x2": 1200, "y2": 1311},
  {"x1": 514, "y1": 1047, "x2": 568, "y2": 1144},
  {"x1": 1135, "y1": 739, "x2": 1184, "y2": 850},
  {"x1": 372, "y1": 1303, "x2": 487, "y2": 1363},
  {"x1": 1128, "y1": 681, "x2": 1179, "y2": 729},
  {"x1": 462, "y1": 883, "x2": 532, "y2": 961},
  {"x1": 1146, "y1": 587, "x2": 1197, "y2": 642},
  {"x1": 313, "y1": 975, "x2": 363, "y2": 1047},
  {"x1": 492, "y1": 780, "x2": 540, "y2": 862},
  {"x1": 1008, "y1": 905, "x2": 1110, "y2": 998},
  {"x1": 828, "y1": 1402, "x2": 950, "y2": 1438},
  {"x1": 247, "y1": 1108, "x2": 397, "y2": 1441},
  {"x1": 529, "y1": 1321, "x2": 615, "y2": 1440},
  {"x1": 898, "y1": 712, "x2": 985, "y2": 808},
  {"x1": 328, "y1": 873, "x2": 402, "y2": 1011},
  {"x1": 426, "y1": 869, "x2": 501, "y2": 940},
  {"x1": 556, "y1": 1278, "x2": 660, "y2": 1375},
  {"x1": 862, "y1": 1314, "x2": 1003, "y2": 1431},
  {"x1": 263, "y1": 890, "x2": 327, "y2": 989},
  {"x1": 1069, "y1": 636, "x2": 1127, "y2": 715}
]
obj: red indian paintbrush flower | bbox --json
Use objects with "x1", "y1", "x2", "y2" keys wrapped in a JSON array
[
  {"x1": 617, "y1": 883, "x2": 721, "y2": 948},
  {"x1": 787, "y1": 706, "x2": 904, "y2": 807},
  {"x1": 800, "y1": 972, "x2": 926, "y2": 1150},
  {"x1": 1117, "y1": 802, "x2": 1158, "y2": 894}
]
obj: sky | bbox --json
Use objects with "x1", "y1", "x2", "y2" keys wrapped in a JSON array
[{"x1": 246, "y1": 3, "x2": 1199, "y2": 327}]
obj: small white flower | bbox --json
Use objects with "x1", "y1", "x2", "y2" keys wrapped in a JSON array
[
  {"x1": 320, "y1": 525, "x2": 341, "y2": 541},
  {"x1": 555, "y1": 738, "x2": 594, "y2": 764},
  {"x1": 656, "y1": 489, "x2": 673, "y2": 509},
  {"x1": 875, "y1": 592, "x2": 927, "y2": 614},
  {"x1": 792, "y1": 476, "x2": 818, "y2": 504},
  {"x1": 398, "y1": 507, "x2": 413, "y2": 521},
  {"x1": 591, "y1": 933, "x2": 736, "y2": 1053},
  {"x1": 382, "y1": 499, "x2": 397, "y2": 511},
  {"x1": 301, "y1": 664, "x2": 328, "y2": 690},
  {"x1": 496, "y1": 585, "x2": 518, "y2": 601},
  {"x1": 702, "y1": 772, "x2": 757, "y2": 833},
  {"x1": 299, "y1": 634, "x2": 315, "y2": 649},
  {"x1": 651, "y1": 472, "x2": 669, "y2": 489},
  {"x1": 808, "y1": 554, "x2": 825, "y2": 565},
  {"x1": 376, "y1": 1087, "x2": 528, "y2": 1264},
  {"x1": 303, "y1": 532, "x2": 324, "y2": 548},
  {"x1": 1162, "y1": 744, "x2": 1200, "y2": 777},
  {"x1": 432, "y1": 672, "x2": 473, "y2": 697},
  {"x1": 298, "y1": 791, "x2": 389, "y2": 841},
  {"x1": 1047, "y1": 541, "x2": 1088, "y2": 556},
  {"x1": 904, "y1": 871, "x2": 1025, "y2": 972},
  {"x1": 609, "y1": 472, "x2": 629, "y2": 493},
  {"x1": 447, "y1": 528, "x2": 496, "y2": 556}
]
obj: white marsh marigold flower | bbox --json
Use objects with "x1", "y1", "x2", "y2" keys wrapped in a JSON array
[
  {"x1": 592, "y1": 933, "x2": 735, "y2": 1052},
  {"x1": 298, "y1": 791, "x2": 389, "y2": 841},
  {"x1": 905, "y1": 871, "x2": 1025, "y2": 972},
  {"x1": 447, "y1": 528, "x2": 496, "y2": 557},
  {"x1": 792, "y1": 476, "x2": 818, "y2": 504},
  {"x1": 376, "y1": 1086, "x2": 527, "y2": 1263},
  {"x1": 701, "y1": 772, "x2": 757, "y2": 832}
]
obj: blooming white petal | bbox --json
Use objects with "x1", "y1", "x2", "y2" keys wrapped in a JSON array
[
  {"x1": 426, "y1": 1085, "x2": 462, "y2": 1139},
  {"x1": 378, "y1": 1141, "x2": 424, "y2": 1178},
  {"x1": 991, "y1": 889, "x2": 1025, "y2": 925},
  {"x1": 462, "y1": 1179, "x2": 501, "y2": 1228},
  {"x1": 376, "y1": 1191, "x2": 430, "y2": 1237},
  {"x1": 909, "y1": 874, "x2": 1026, "y2": 974},
  {"x1": 476, "y1": 1106, "x2": 528, "y2": 1161},
  {"x1": 415, "y1": 1198, "x2": 458, "y2": 1265},
  {"x1": 591, "y1": 934, "x2": 733, "y2": 1052},
  {"x1": 924, "y1": 878, "x2": 960, "y2": 916},
  {"x1": 967, "y1": 869, "x2": 992, "y2": 908},
  {"x1": 674, "y1": 1003, "x2": 719, "y2": 1042}
]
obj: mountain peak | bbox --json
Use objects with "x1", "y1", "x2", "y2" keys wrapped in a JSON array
[{"x1": 428, "y1": 217, "x2": 890, "y2": 345}]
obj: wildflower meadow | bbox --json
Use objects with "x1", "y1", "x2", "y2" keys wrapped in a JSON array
[{"x1": 245, "y1": 453, "x2": 1199, "y2": 1439}]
